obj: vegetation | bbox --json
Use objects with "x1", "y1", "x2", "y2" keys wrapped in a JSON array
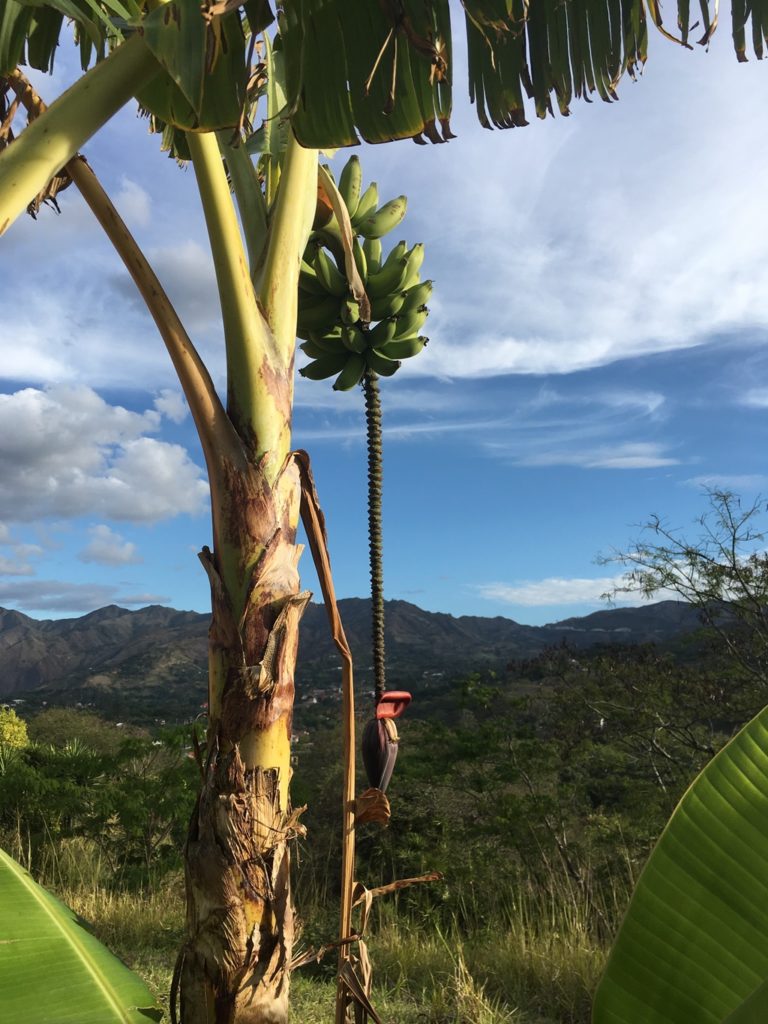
[
  {"x1": 1, "y1": 0, "x2": 765, "y2": 1017},
  {"x1": 2, "y1": 594, "x2": 765, "y2": 1020}
]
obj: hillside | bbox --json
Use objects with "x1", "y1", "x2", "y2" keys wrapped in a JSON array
[{"x1": 0, "y1": 598, "x2": 704, "y2": 721}]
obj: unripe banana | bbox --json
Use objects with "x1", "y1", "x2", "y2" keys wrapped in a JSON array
[
  {"x1": 401, "y1": 279, "x2": 433, "y2": 312},
  {"x1": 342, "y1": 325, "x2": 368, "y2": 354},
  {"x1": 368, "y1": 317, "x2": 398, "y2": 348},
  {"x1": 352, "y1": 237, "x2": 367, "y2": 282},
  {"x1": 333, "y1": 353, "x2": 367, "y2": 391},
  {"x1": 401, "y1": 243, "x2": 425, "y2": 289},
  {"x1": 314, "y1": 247, "x2": 347, "y2": 297},
  {"x1": 297, "y1": 294, "x2": 341, "y2": 333},
  {"x1": 393, "y1": 306, "x2": 428, "y2": 340},
  {"x1": 308, "y1": 329, "x2": 347, "y2": 354},
  {"x1": 363, "y1": 237, "x2": 382, "y2": 275},
  {"x1": 300, "y1": 339, "x2": 331, "y2": 359},
  {"x1": 351, "y1": 182, "x2": 378, "y2": 228},
  {"x1": 367, "y1": 348, "x2": 401, "y2": 376},
  {"x1": 370, "y1": 290, "x2": 406, "y2": 321},
  {"x1": 299, "y1": 259, "x2": 326, "y2": 296},
  {"x1": 378, "y1": 336, "x2": 427, "y2": 359},
  {"x1": 366, "y1": 257, "x2": 410, "y2": 299},
  {"x1": 338, "y1": 155, "x2": 362, "y2": 219},
  {"x1": 300, "y1": 351, "x2": 349, "y2": 380},
  {"x1": 357, "y1": 196, "x2": 408, "y2": 239},
  {"x1": 340, "y1": 298, "x2": 361, "y2": 325}
]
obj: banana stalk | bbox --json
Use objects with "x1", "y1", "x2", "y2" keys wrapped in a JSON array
[{"x1": 0, "y1": 34, "x2": 160, "y2": 235}]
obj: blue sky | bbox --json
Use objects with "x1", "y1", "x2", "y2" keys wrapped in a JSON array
[{"x1": 1, "y1": 28, "x2": 768, "y2": 625}]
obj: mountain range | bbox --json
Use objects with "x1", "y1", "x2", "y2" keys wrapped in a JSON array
[{"x1": 0, "y1": 598, "x2": 703, "y2": 712}]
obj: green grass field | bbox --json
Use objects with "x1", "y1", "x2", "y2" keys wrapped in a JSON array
[{"x1": 59, "y1": 870, "x2": 608, "y2": 1023}]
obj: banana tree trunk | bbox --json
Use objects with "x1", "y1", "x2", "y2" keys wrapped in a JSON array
[
  {"x1": 180, "y1": 453, "x2": 306, "y2": 1024},
  {"x1": 174, "y1": 131, "x2": 317, "y2": 1024}
]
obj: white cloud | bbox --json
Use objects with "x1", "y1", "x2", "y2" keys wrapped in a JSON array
[
  {"x1": 685, "y1": 474, "x2": 768, "y2": 491},
  {"x1": 0, "y1": 385, "x2": 208, "y2": 522},
  {"x1": 740, "y1": 389, "x2": 768, "y2": 409},
  {"x1": 79, "y1": 525, "x2": 141, "y2": 566},
  {"x1": 0, "y1": 556, "x2": 34, "y2": 577},
  {"x1": 115, "y1": 178, "x2": 151, "y2": 228},
  {"x1": 501, "y1": 441, "x2": 680, "y2": 470},
  {"x1": 0, "y1": 579, "x2": 170, "y2": 614},
  {"x1": 154, "y1": 388, "x2": 189, "y2": 423},
  {"x1": 476, "y1": 576, "x2": 651, "y2": 607}
]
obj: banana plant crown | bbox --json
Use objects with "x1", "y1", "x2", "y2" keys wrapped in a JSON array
[
  {"x1": 297, "y1": 156, "x2": 431, "y2": 392},
  {"x1": 2, "y1": 0, "x2": 762, "y2": 153}
]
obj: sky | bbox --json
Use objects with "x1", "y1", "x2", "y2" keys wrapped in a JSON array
[{"x1": 2, "y1": 24, "x2": 768, "y2": 626}]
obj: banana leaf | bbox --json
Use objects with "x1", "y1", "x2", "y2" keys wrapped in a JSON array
[
  {"x1": 0, "y1": 846, "x2": 161, "y2": 1023},
  {"x1": 593, "y1": 705, "x2": 768, "y2": 1024}
]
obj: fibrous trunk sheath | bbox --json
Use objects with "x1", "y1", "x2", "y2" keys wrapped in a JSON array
[{"x1": 178, "y1": 456, "x2": 307, "y2": 1024}]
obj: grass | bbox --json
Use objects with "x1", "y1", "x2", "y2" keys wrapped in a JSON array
[{"x1": 54, "y1": 866, "x2": 612, "y2": 1023}]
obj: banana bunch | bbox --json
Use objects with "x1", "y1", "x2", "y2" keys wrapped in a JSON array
[{"x1": 297, "y1": 156, "x2": 431, "y2": 392}]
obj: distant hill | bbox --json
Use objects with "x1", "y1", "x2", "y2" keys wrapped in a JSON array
[{"x1": 0, "y1": 598, "x2": 704, "y2": 716}]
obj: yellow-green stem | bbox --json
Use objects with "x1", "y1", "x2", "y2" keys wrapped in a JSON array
[
  {"x1": 186, "y1": 131, "x2": 288, "y2": 467},
  {"x1": 218, "y1": 134, "x2": 269, "y2": 282},
  {"x1": 257, "y1": 132, "x2": 318, "y2": 359},
  {"x1": 0, "y1": 35, "x2": 160, "y2": 235}
]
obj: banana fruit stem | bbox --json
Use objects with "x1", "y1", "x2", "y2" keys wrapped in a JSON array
[
  {"x1": 0, "y1": 35, "x2": 160, "y2": 236},
  {"x1": 363, "y1": 371, "x2": 386, "y2": 703}
]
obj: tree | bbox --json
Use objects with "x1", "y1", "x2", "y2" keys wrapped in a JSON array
[
  {"x1": 0, "y1": 3, "x2": 763, "y2": 1022},
  {"x1": 603, "y1": 489, "x2": 768, "y2": 684},
  {"x1": 0, "y1": 707, "x2": 28, "y2": 749}
]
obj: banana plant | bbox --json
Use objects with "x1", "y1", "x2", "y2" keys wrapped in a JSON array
[
  {"x1": 0, "y1": 846, "x2": 161, "y2": 1023},
  {"x1": 593, "y1": 703, "x2": 768, "y2": 1023},
  {"x1": 0, "y1": 2, "x2": 765, "y2": 1023}
]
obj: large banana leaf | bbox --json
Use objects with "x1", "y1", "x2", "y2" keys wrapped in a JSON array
[
  {"x1": 0, "y1": 847, "x2": 161, "y2": 1023},
  {"x1": 593, "y1": 705, "x2": 768, "y2": 1024},
  {"x1": 3, "y1": 0, "x2": 766, "y2": 148}
]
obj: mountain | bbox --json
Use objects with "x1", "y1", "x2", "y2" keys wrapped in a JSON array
[{"x1": 0, "y1": 598, "x2": 704, "y2": 713}]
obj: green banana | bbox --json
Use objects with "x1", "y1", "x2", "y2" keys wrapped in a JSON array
[
  {"x1": 299, "y1": 259, "x2": 326, "y2": 296},
  {"x1": 352, "y1": 237, "x2": 368, "y2": 282},
  {"x1": 341, "y1": 325, "x2": 368, "y2": 354},
  {"x1": 357, "y1": 196, "x2": 408, "y2": 239},
  {"x1": 401, "y1": 279, "x2": 433, "y2": 312},
  {"x1": 366, "y1": 257, "x2": 410, "y2": 299},
  {"x1": 367, "y1": 348, "x2": 401, "y2": 376},
  {"x1": 314, "y1": 246, "x2": 347, "y2": 297},
  {"x1": 300, "y1": 351, "x2": 349, "y2": 380},
  {"x1": 333, "y1": 353, "x2": 367, "y2": 391},
  {"x1": 369, "y1": 290, "x2": 406, "y2": 320},
  {"x1": 340, "y1": 298, "x2": 361, "y2": 325},
  {"x1": 297, "y1": 294, "x2": 341, "y2": 333},
  {"x1": 308, "y1": 329, "x2": 347, "y2": 354},
  {"x1": 401, "y1": 243, "x2": 425, "y2": 289},
  {"x1": 300, "y1": 339, "x2": 332, "y2": 359},
  {"x1": 368, "y1": 317, "x2": 398, "y2": 348},
  {"x1": 363, "y1": 237, "x2": 383, "y2": 275},
  {"x1": 393, "y1": 306, "x2": 428, "y2": 340},
  {"x1": 338, "y1": 155, "x2": 362, "y2": 219},
  {"x1": 351, "y1": 182, "x2": 378, "y2": 228},
  {"x1": 378, "y1": 336, "x2": 428, "y2": 359}
]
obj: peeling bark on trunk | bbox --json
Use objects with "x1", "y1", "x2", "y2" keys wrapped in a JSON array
[{"x1": 178, "y1": 456, "x2": 306, "y2": 1024}]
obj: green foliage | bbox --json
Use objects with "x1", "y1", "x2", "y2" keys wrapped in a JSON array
[
  {"x1": 594, "y1": 703, "x2": 768, "y2": 1023},
  {"x1": 0, "y1": 846, "x2": 161, "y2": 1023},
  {"x1": 0, "y1": 706, "x2": 28, "y2": 748}
]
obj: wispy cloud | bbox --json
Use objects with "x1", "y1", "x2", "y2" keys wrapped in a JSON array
[
  {"x1": 521, "y1": 442, "x2": 680, "y2": 470},
  {"x1": 0, "y1": 579, "x2": 170, "y2": 614},
  {"x1": 684, "y1": 474, "x2": 768, "y2": 491},
  {"x1": 475, "y1": 575, "x2": 650, "y2": 608}
]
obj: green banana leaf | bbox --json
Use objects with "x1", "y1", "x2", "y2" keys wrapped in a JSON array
[
  {"x1": 593, "y1": 705, "x2": 768, "y2": 1024},
  {"x1": 0, "y1": 846, "x2": 161, "y2": 1023}
]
